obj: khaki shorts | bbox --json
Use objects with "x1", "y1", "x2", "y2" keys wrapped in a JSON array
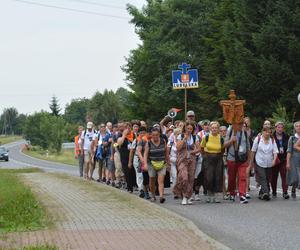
[
  {"x1": 114, "y1": 151, "x2": 124, "y2": 178},
  {"x1": 84, "y1": 151, "x2": 92, "y2": 164}
]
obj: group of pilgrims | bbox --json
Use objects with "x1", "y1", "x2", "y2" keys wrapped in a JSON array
[{"x1": 74, "y1": 110, "x2": 300, "y2": 205}]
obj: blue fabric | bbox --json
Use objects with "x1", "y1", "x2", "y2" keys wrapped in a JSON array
[{"x1": 96, "y1": 133, "x2": 112, "y2": 160}]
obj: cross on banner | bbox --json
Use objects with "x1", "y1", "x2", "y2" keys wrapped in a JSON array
[{"x1": 172, "y1": 62, "x2": 199, "y2": 89}]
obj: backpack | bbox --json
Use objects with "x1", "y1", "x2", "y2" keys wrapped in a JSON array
[{"x1": 180, "y1": 134, "x2": 196, "y2": 144}]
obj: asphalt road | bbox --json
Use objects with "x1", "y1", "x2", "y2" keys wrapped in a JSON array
[{"x1": 1, "y1": 141, "x2": 300, "y2": 250}]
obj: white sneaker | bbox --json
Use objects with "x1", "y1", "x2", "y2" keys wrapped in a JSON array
[
  {"x1": 181, "y1": 197, "x2": 188, "y2": 205},
  {"x1": 187, "y1": 198, "x2": 193, "y2": 205},
  {"x1": 194, "y1": 194, "x2": 201, "y2": 201}
]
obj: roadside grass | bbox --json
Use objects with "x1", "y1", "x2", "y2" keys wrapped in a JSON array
[
  {"x1": 23, "y1": 147, "x2": 77, "y2": 166},
  {"x1": 0, "y1": 135, "x2": 22, "y2": 145},
  {"x1": 0, "y1": 168, "x2": 51, "y2": 233},
  {"x1": 2, "y1": 245, "x2": 58, "y2": 250}
]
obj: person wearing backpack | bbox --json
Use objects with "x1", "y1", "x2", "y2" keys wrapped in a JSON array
[
  {"x1": 80, "y1": 122, "x2": 96, "y2": 180},
  {"x1": 128, "y1": 126, "x2": 147, "y2": 198},
  {"x1": 225, "y1": 122, "x2": 251, "y2": 204},
  {"x1": 271, "y1": 121, "x2": 289, "y2": 199},
  {"x1": 173, "y1": 121, "x2": 199, "y2": 205},
  {"x1": 200, "y1": 121, "x2": 224, "y2": 203},
  {"x1": 286, "y1": 121, "x2": 300, "y2": 198},
  {"x1": 143, "y1": 127, "x2": 169, "y2": 203},
  {"x1": 249, "y1": 127, "x2": 279, "y2": 201},
  {"x1": 93, "y1": 124, "x2": 109, "y2": 183}
]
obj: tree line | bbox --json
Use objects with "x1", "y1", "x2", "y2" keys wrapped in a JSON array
[{"x1": 124, "y1": 0, "x2": 300, "y2": 127}]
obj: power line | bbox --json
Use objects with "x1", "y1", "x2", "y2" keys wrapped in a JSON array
[
  {"x1": 13, "y1": 0, "x2": 129, "y2": 20},
  {"x1": 66, "y1": 0, "x2": 126, "y2": 10}
]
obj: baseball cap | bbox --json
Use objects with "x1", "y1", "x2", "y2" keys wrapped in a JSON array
[
  {"x1": 87, "y1": 122, "x2": 93, "y2": 129},
  {"x1": 186, "y1": 110, "x2": 195, "y2": 117}
]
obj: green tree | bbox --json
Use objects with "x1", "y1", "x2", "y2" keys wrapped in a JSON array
[
  {"x1": 64, "y1": 98, "x2": 89, "y2": 125},
  {"x1": 49, "y1": 95, "x2": 61, "y2": 116},
  {"x1": 125, "y1": 0, "x2": 300, "y2": 124},
  {"x1": 0, "y1": 107, "x2": 19, "y2": 135},
  {"x1": 23, "y1": 111, "x2": 67, "y2": 153}
]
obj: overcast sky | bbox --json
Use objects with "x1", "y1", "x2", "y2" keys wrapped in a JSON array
[{"x1": 0, "y1": 0, "x2": 145, "y2": 114}]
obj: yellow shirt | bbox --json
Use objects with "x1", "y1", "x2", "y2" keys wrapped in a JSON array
[{"x1": 201, "y1": 134, "x2": 222, "y2": 154}]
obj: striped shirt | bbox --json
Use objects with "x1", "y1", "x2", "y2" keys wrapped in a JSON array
[{"x1": 148, "y1": 139, "x2": 165, "y2": 161}]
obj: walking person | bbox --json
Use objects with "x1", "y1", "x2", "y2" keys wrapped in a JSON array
[
  {"x1": 81, "y1": 122, "x2": 96, "y2": 180},
  {"x1": 129, "y1": 126, "x2": 147, "y2": 198},
  {"x1": 94, "y1": 124, "x2": 109, "y2": 182},
  {"x1": 117, "y1": 122, "x2": 135, "y2": 193},
  {"x1": 144, "y1": 127, "x2": 169, "y2": 203},
  {"x1": 200, "y1": 121, "x2": 224, "y2": 203},
  {"x1": 167, "y1": 128, "x2": 181, "y2": 195},
  {"x1": 271, "y1": 121, "x2": 289, "y2": 199},
  {"x1": 287, "y1": 121, "x2": 300, "y2": 198},
  {"x1": 173, "y1": 121, "x2": 199, "y2": 205},
  {"x1": 75, "y1": 126, "x2": 84, "y2": 177},
  {"x1": 250, "y1": 127, "x2": 279, "y2": 201},
  {"x1": 225, "y1": 122, "x2": 251, "y2": 204}
]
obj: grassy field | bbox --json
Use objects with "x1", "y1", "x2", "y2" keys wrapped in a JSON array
[
  {"x1": 0, "y1": 168, "x2": 51, "y2": 233},
  {"x1": 24, "y1": 148, "x2": 77, "y2": 166},
  {"x1": 0, "y1": 135, "x2": 23, "y2": 145},
  {"x1": 5, "y1": 245, "x2": 58, "y2": 250}
]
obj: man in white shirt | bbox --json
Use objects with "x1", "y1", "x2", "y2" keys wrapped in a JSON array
[{"x1": 81, "y1": 122, "x2": 96, "y2": 180}]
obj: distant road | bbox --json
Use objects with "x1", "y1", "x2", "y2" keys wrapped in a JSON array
[{"x1": 1, "y1": 141, "x2": 300, "y2": 250}]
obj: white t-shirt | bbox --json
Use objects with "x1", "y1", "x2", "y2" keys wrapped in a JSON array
[
  {"x1": 252, "y1": 136, "x2": 278, "y2": 168},
  {"x1": 81, "y1": 130, "x2": 96, "y2": 151},
  {"x1": 167, "y1": 134, "x2": 177, "y2": 161}
]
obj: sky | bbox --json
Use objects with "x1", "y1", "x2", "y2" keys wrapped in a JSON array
[{"x1": 0, "y1": 0, "x2": 145, "y2": 114}]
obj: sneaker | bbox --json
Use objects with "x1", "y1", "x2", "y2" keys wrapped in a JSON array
[
  {"x1": 283, "y1": 193, "x2": 290, "y2": 199},
  {"x1": 174, "y1": 196, "x2": 179, "y2": 200},
  {"x1": 223, "y1": 194, "x2": 230, "y2": 200},
  {"x1": 292, "y1": 191, "x2": 296, "y2": 199},
  {"x1": 213, "y1": 197, "x2": 221, "y2": 203},
  {"x1": 96, "y1": 179, "x2": 101, "y2": 182},
  {"x1": 182, "y1": 197, "x2": 188, "y2": 205},
  {"x1": 240, "y1": 196, "x2": 249, "y2": 204},
  {"x1": 206, "y1": 197, "x2": 211, "y2": 203},
  {"x1": 262, "y1": 193, "x2": 270, "y2": 201},
  {"x1": 106, "y1": 180, "x2": 111, "y2": 186},
  {"x1": 245, "y1": 193, "x2": 251, "y2": 199},
  {"x1": 160, "y1": 197, "x2": 166, "y2": 204},
  {"x1": 139, "y1": 190, "x2": 145, "y2": 198},
  {"x1": 111, "y1": 182, "x2": 116, "y2": 187},
  {"x1": 272, "y1": 192, "x2": 277, "y2": 198},
  {"x1": 145, "y1": 191, "x2": 150, "y2": 200},
  {"x1": 194, "y1": 194, "x2": 201, "y2": 201},
  {"x1": 102, "y1": 177, "x2": 106, "y2": 183},
  {"x1": 187, "y1": 198, "x2": 193, "y2": 205},
  {"x1": 229, "y1": 195, "x2": 235, "y2": 202},
  {"x1": 189, "y1": 196, "x2": 194, "y2": 201}
]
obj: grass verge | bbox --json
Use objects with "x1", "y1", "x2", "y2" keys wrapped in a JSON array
[
  {"x1": 23, "y1": 148, "x2": 77, "y2": 166},
  {"x1": 0, "y1": 135, "x2": 23, "y2": 145},
  {"x1": 0, "y1": 168, "x2": 50, "y2": 233},
  {"x1": 3, "y1": 245, "x2": 58, "y2": 250}
]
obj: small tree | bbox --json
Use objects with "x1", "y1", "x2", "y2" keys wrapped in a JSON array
[{"x1": 49, "y1": 95, "x2": 61, "y2": 116}]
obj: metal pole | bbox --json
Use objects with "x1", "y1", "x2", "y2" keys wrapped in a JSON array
[{"x1": 185, "y1": 87, "x2": 187, "y2": 120}]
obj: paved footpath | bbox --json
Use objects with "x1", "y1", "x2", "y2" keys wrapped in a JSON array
[{"x1": 1, "y1": 172, "x2": 226, "y2": 250}]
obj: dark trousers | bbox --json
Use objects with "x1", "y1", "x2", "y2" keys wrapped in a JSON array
[
  {"x1": 256, "y1": 165, "x2": 272, "y2": 195},
  {"x1": 122, "y1": 162, "x2": 135, "y2": 191},
  {"x1": 271, "y1": 161, "x2": 287, "y2": 194},
  {"x1": 203, "y1": 153, "x2": 224, "y2": 195}
]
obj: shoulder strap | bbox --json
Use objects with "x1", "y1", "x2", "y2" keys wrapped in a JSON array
[
  {"x1": 192, "y1": 135, "x2": 196, "y2": 144},
  {"x1": 229, "y1": 127, "x2": 233, "y2": 138},
  {"x1": 205, "y1": 134, "x2": 209, "y2": 143},
  {"x1": 221, "y1": 136, "x2": 224, "y2": 146}
]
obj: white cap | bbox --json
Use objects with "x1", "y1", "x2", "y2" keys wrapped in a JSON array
[
  {"x1": 186, "y1": 110, "x2": 195, "y2": 116},
  {"x1": 87, "y1": 122, "x2": 93, "y2": 129}
]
